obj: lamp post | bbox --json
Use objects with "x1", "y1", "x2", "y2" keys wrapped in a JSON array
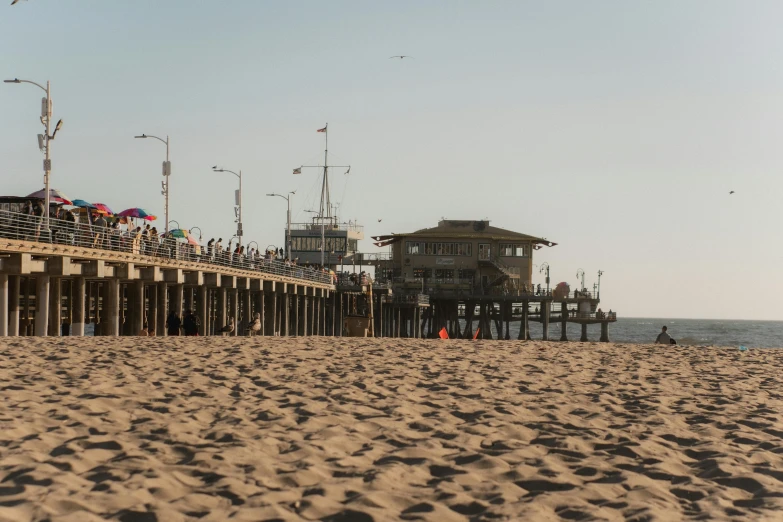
[
  {"x1": 189, "y1": 227, "x2": 202, "y2": 241},
  {"x1": 213, "y1": 167, "x2": 243, "y2": 248},
  {"x1": 135, "y1": 134, "x2": 171, "y2": 235},
  {"x1": 266, "y1": 191, "x2": 295, "y2": 261},
  {"x1": 5, "y1": 78, "x2": 61, "y2": 238},
  {"x1": 597, "y1": 270, "x2": 604, "y2": 300},
  {"x1": 576, "y1": 268, "x2": 585, "y2": 293},
  {"x1": 539, "y1": 262, "x2": 550, "y2": 294},
  {"x1": 168, "y1": 220, "x2": 180, "y2": 231}
]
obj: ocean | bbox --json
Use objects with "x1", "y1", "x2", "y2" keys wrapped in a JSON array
[
  {"x1": 520, "y1": 317, "x2": 783, "y2": 348},
  {"x1": 83, "y1": 317, "x2": 782, "y2": 348}
]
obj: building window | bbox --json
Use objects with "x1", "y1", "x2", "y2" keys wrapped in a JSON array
[
  {"x1": 406, "y1": 241, "x2": 473, "y2": 256},
  {"x1": 434, "y1": 269, "x2": 454, "y2": 280},
  {"x1": 458, "y1": 269, "x2": 475, "y2": 280},
  {"x1": 499, "y1": 243, "x2": 529, "y2": 257}
]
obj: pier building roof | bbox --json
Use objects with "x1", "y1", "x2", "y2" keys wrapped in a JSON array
[{"x1": 373, "y1": 220, "x2": 556, "y2": 249}]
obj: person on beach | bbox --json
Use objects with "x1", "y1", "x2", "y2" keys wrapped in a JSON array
[
  {"x1": 183, "y1": 310, "x2": 200, "y2": 336},
  {"x1": 655, "y1": 326, "x2": 671, "y2": 344},
  {"x1": 166, "y1": 311, "x2": 182, "y2": 336}
]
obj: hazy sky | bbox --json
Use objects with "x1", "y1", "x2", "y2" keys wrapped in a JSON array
[{"x1": 1, "y1": 1, "x2": 781, "y2": 320}]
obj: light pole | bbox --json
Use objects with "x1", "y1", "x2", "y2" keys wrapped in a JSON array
[
  {"x1": 5, "y1": 78, "x2": 62, "y2": 238},
  {"x1": 539, "y1": 262, "x2": 550, "y2": 294},
  {"x1": 168, "y1": 220, "x2": 180, "y2": 231},
  {"x1": 213, "y1": 167, "x2": 242, "y2": 248},
  {"x1": 135, "y1": 134, "x2": 171, "y2": 235},
  {"x1": 189, "y1": 227, "x2": 202, "y2": 241},
  {"x1": 266, "y1": 191, "x2": 295, "y2": 261},
  {"x1": 597, "y1": 270, "x2": 604, "y2": 300},
  {"x1": 576, "y1": 268, "x2": 585, "y2": 292}
]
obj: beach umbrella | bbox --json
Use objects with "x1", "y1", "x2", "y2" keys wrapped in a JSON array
[
  {"x1": 27, "y1": 188, "x2": 72, "y2": 205},
  {"x1": 185, "y1": 235, "x2": 199, "y2": 246},
  {"x1": 92, "y1": 203, "x2": 114, "y2": 215},
  {"x1": 117, "y1": 208, "x2": 156, "y2": 221},
  {"x1": 70, "y1": 199, "x2": 96, "y2": 209},
  {"x1": 167, "y1": 228, "x2": 189, "y2": 239}
]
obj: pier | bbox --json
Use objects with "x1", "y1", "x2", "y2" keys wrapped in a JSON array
[{"x1": 0, "y1": 210, "x2": 334, "y2": 337}]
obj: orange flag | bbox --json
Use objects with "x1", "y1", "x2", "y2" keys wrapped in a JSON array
[
  {"x1": 438, "y1": 327, "x2": 449, "y2": 339},
  {"x1": 473, "y1": 328, "x2": 480, "y2": 340}
]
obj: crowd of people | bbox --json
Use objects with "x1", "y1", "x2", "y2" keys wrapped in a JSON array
[{"x1": 3, "y1": 201, "x2": 331, "y2": 283}]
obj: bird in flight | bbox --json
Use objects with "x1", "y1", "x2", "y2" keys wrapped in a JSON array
[
  {"x1": 378, "y1": 219, "x2": 383, "y2": 222},
  {"x1": 389, "y1": 55, "x2": 413, "y2": 59},
  {"x1": 10, "y1": 0, "x2": 25, "y2": 5},
  {"x1": 729, "y1": 191, "x2": 735, "y2": 195}
]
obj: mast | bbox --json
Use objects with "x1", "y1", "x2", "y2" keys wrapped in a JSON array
[{"x1": 299, "y1": 123, "x2": 350, "y2": 268}]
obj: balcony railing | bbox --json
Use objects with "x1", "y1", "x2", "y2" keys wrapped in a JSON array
[
  {"x1": 0, "y1": 209, "x2": 332, "y2": 285},
  {"x1": 383, "y1": 293, "x2": 429, "y2": 305}
]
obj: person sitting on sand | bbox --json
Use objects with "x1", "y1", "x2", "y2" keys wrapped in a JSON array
[{"x1": 655, "y1": 325, "x2": 671, "y2": 344}]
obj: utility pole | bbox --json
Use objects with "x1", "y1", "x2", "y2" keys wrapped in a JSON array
[
  {"x1": 135, "y1": 134, "x2": 171, "y2": 235},
  {"x1": 213, "y1": 167, "x2": 243, "y2": 247},
  {"x1": 5, "y1": 78, "x2": 61, "y2": 239},
  {"x1": 267, "y1": 192, "x2": 295, "y2": 261}
]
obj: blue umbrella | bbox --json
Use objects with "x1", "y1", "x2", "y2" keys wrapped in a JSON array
[{"x1": 71, "y1": 199, "x2": 96, "y2": 209}]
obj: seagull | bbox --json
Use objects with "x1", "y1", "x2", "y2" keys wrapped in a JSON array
[
  {"x1": 377, "y1": 219, "x2": 382, "y2": 222},
  {"x1": 10, "y1": 0, "x2": 24, "y2": 5},
  {"x1": 729, "y1": 191, "x2": 735, "y2": 195},
  {"x1": 218, "y1": 317, "x2": 235, "y2": 336},
  {"x1": 389, "y1": 55, "x2": 413, "y2": 59}
]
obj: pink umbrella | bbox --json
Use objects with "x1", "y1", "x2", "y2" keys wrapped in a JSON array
[{"x1": 92, "y1": 203, "x2": 114, "y2": 215}]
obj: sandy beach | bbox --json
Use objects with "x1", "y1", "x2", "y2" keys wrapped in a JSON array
[{"x1": 0, "y1": 338, "x2": 781, "y2": 522}]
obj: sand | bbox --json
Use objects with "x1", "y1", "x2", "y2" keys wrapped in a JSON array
[{"x1": 0, "y1": 337, "x2": 782, "y2": 522}]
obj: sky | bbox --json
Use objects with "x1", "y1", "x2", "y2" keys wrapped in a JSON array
[{"x1": 1, "y1": 1, "x2": 781, "y2": 320}]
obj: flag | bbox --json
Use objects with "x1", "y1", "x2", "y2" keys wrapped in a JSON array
[
  {"x1": 293, "y1": 167, "x2": 301, "y2": 175},
  {"x1": 439, "y1": 327, "x2": 449, "y2": 339},
  {"x1": 317, "y1": 126, "x2": 327, "y2": 133}
]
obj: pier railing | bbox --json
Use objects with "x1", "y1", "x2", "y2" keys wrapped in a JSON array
[
  {"x1": 568, "y1": 311, "x2": 617, "y2": 321},
  {"x1": 383, "y1": 293, "x2": 429, "y2": 306},
  {"x1": 0, "y1": 210, "x2": 331, "y2": 285}
]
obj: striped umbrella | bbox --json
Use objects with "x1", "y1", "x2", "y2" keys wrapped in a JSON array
[
  {"x1": 70, "y1": 199, "x2": 96, "y2": 209},
  {"x1": 92, "y1": 203, "x2": 114, "y2": 215},
  {"x1": 117, "y1": 208, "x2": 156, "y2": 221},
  {"x1": 27, "y1": 188, "x2": 72, "y2": 205}
]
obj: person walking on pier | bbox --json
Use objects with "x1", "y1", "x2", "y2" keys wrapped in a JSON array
[
  {"x1": 93, "y1": 214, "x2": 107, "y2": 249},
  {"x1": 166, "y1": 311, "x2": 182, "y2": 336}
]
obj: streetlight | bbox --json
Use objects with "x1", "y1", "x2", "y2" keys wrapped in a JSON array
[
  {"x1": 576, "y1": 268, "x2": 585, "y2": 292},
  {"x1": 213, "y1": 166, "x2": 243, "y2": 247},
  {"x1": 5, "y1": 77, "x2": 60, "y2": 238},
  {"x1": 189, "y1": 227, "x2": 203, "y2": 241},
  {"x1": 266, "y1": 191, "x2": 295, "y2": 261},
  {"x1": 168, "y1": 220, "x2": 180, "y2": 231},
  {"x1": 597, "y1": 270, "x2": 604, "y2": 300},
  {"x1": 135, "y1": 134, "x2": 171, "y2": 235},
  {"x1": 539, "y1": 262, "x2": 550, "y2": 294}
]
